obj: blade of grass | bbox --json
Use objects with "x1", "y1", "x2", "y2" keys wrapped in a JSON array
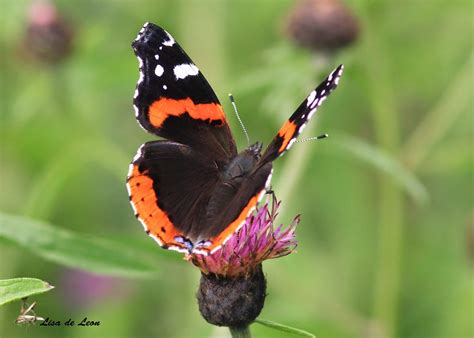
[
  {"x1": 0, "y1": 278, "x2": 54, "y2": 306},
  {"x1": 0, "y1": 212, "x2": 174, "y2": 278},
  {"x1": 328, "y1": 133, "x2": 428, "y2": 204},
  {"x1": 402, "y1": 52, "x2": 473, "y2": 170},
  {"x1": 254, "y1": 319, "x2": 315, "y2": 337}
]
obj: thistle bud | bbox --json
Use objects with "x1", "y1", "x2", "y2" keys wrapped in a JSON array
[
  {"x1": 22, "y1": 0, "x2": 74, "y2": 64},
  {"x1": 285, "y1": 0, "x2": 359, "y2": 52},
  {"x1": 197, "y1": 264, "x2": 266, "y2": 328}
]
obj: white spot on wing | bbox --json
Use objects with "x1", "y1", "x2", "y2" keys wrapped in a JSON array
[
  {"x1": 310, "y1": 98, "x2": 319, "y2": 109},
  {"x1": 318, "y1": 96, "x2": 327, "y2": 106},
  {"x1": 163, "y1": 85, "x2": 167, "y2": 90},
  {"x1": 287, "y1": 138, "x2": 297, "y2": 150},
  {"x1": 298, "y1": 125, "x2": 305, "y2": 134},
  {"x1": 163, "y1": 31, "x2": 175, "y2": 46},
  {"x1": 155, "y1": 64, "x2": 164, "y2": 77},
  {"x1": 265, "y1": 169, "x2": 274, "y2": 190},
  {"x1": 306, "y1": 90, "x2": 316, "y2": 107},
  {"x1": 154, "y1": 54, "x2": 159, "y2": 60},
  {"x1": 307, "y1": 108, "x2": 317, "y2": 120},
  {"x1": 135, "y1": 23, "x2": 147, "y2": 41},
  {"x1": 136, "y1": 56, "x2": 144, "y2": 84},
  {"x1": 173, "y1": 63, "x2": 199, "y2": 80},
  {"x1": 133, "y1": 89, "x2": 139, "y2": 99}
]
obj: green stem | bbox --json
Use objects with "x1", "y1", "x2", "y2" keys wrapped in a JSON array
[
  {"x1": 229, "y1": 326, "x2": 251, "y2": 338},
  {"x1": 361, "y1": 10, "x2": 404, "y2": 338}
]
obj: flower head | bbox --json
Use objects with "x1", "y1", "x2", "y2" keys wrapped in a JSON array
[
  {"x1": 285, "y1": 0, "x2": 359, "y2": 53},
  {"x1": 187, "y1": 198, "x2": 300, "y2": 278},
  {"x1": 22, "y1": 0, "x2": 74, "y2": 65},
  {"x1": 189, "y1": 198, "x2": 300, "y2": 328}
]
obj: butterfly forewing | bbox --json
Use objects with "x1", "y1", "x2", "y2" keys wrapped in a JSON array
[
  {"x1": 259, "y1": 64, "x2": 344, "y2": 164},
  {"x1": 132, "y1": 23, "x2": 237, "y2": 161}
]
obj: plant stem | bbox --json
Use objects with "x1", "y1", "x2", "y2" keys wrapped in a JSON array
[
  {"x1": 361, "y1": 10, "x2": 404, "y2": 338},
  {"x1": 229, "y1": 326, "x2": 251, "y2": 338}
]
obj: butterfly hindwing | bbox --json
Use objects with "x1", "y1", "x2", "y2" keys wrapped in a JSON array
[
  {"x1": 127, "y1": 140, "x2": 222, "y2": 252},
  {"x1": 202, "y1": 163, "x2": 273, "y2": 254},
  {"x1": 132, "y1": 23, "x2": 237, "y2": 161}
]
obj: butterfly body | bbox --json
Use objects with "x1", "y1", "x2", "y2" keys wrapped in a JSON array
[{"x1": 127, "y1": 22, "x2": 343, "y2": 255}]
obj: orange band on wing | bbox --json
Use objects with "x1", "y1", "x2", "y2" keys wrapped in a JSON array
[
  {"x1": 277, "y1": 121, "x2": 297, "y2": 152},
  {"x1": 205, "y1": 190, "x2": 263, "y2": 253},
  {"x1": 148, "y1": 98, "x2": 226, "y2": 128},
  {"x1": 128, "y1": 165, "x2": 185, "y2": 248}
]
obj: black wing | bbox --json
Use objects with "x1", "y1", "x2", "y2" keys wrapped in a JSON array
[
  {"x1": 259, "y1": 64, "x2": 344, "y2": 165},
  {"x1": 127, "y1": 140, "x2": 220, "y2": 252},
  {"x1": 132, "y1": 23, "x2": 237, "y2": 162}
]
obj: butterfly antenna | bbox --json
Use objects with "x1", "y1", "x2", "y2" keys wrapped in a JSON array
[
  {"x1": 296, "y1": 133, "x2": 329, "y2": 143},
  {"x1": 229, "y1": 94, "x2": 250, "y2": 147}
]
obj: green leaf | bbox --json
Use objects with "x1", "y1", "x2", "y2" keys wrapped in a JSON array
[
  {"x1": 254, "y1": 319, "x2": 316, "y2": 337},
  {"x1": 0, "y1": 278, "x2": 54, "y2": 306},
  {"x1": 0, "y1": 212, "x2": 170, "y2": 278},
  {"x1": 328, "y1": 133, "x2": 429, "y2": 204},
  {"x1": 24, "y1": 137, "x2": 131, "y2": 219}
]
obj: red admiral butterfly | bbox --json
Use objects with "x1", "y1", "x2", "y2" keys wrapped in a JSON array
[{"x1": 127, "y1": 22, "x2": 343, "y2": 255}]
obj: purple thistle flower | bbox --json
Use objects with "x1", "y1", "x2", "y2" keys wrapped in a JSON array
[
  {"x1": 187, "y1": 199, "x2": 300, "y2": 278},
  {"x1": 187, "y1": 197, "x2": 300, "y2": 329}
]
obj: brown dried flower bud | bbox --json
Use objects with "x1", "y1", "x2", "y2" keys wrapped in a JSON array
[
  {"x1": 285, "y1": 0, "x2": 359, "y2": 52},
  {"x1": 197, "y1": 264, "x2": 266, "y2": 328},
  {"x1": 22, "y1": 0, "x2": 74, "y2": 64}
]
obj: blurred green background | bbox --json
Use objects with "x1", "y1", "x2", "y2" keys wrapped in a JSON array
[{"x1": 0, "y1": 0, "x2": 472, "y2": 337}]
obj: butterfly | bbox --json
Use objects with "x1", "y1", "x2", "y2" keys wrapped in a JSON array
[{"x1": 127, "y1": 22, "x2": 343, "y2": 255}]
